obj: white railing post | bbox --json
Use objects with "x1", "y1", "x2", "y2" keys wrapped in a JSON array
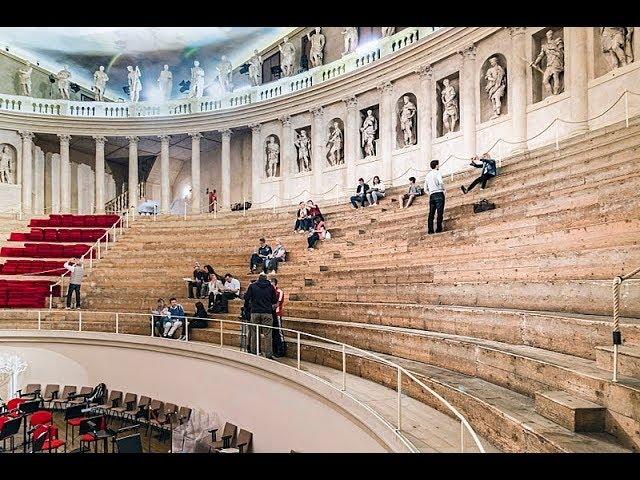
[
  {"x1": 460, "y1": 421, "x2": 465, "y2": 453},
  {"x1": 115, "y1": 313, "x2": 119, "y2": 334},
  {"x1": 214, "y1": 202, "x2": 217, "y2": 219},
  {"x1": 220, "y1": 320, "x2": 223, "y2": 347},
  {"x1": 89, "y1": 250, "x2": 93, "y2": 269},
  {"x1": 297, "y1": 332, "x2": 301, "y2": 369},
  {"x1": 37, "y1": 311, "x2": 41, "y2": 330},
  {"x1": 48, "y1": 290, "x2": 53, "y2": 310},
  {"x1": 625, "y1": 90, "x2": 629, "y2": 128},
  {"x1": 342, "y1": 344, "x2": 347, "y2": 391},
  {"x1": 396, "y1": 367, "x2": 402, "y2": 431},
  {"x1": 243, "y1": 196, "x2": 246, "y2": 216},
  {"x1": 185, "y1": 318, "x2": 189, "y2": 341},
  {"x1": 256, "y1": 324, "x2": 260, "y2": 356},
  {"x1": 272, "y1": 197, "x2": 276, "y2": 214},
  {"x1": 78, "y1": 311, "x2": 82, "y2": 332},
  {"x1": 97, "y1": 242, "x2": 101, "y2": 260},
  {"x1": 335, "y1": 184, "x2": 339, "y2": 205},
  {"x1": 150, "y1": 314, "x2": 154, "y2": 337}
]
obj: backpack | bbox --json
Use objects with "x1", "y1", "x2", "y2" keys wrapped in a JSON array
[{"x1": 473, "y1": 199, "x2": 496, "y2": 214}]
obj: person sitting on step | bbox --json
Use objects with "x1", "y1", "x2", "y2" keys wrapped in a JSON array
[
  {"x1": 264, "y1": 239, "x2": 286, "y2": 273},
  {"x1": 367, "y1": 176, "x2": 386, "y2": 206},
  {"x1": 185, "y1": 301, "x2": 209, "y2": 340},
  {"x1": 307, "y1": 216, "x2": 328, "y2": 251},
  {"x1": 151, "y1": 298, "x2": 170, "y2": 337},
  {"x1": 294, "y1": 202, "x2": 312, "y2": 232},
  {"x1": 461, "y1": 153, "x2": 497, "y2": 194},
  {"x1": 207, "y1": 273, "x2": 225, "y2": 311},
  {"x1": 250, "y1": 238, "x2": 272, "y2": 273},
  {"x1": 398, "y1": 176, "x2": 422, "y2": 209},
  {"x1": 306, "y1": 199, "x2": 324, "y2": 221},
  {"x1": 188, "y1": 262, "x2": 208, "y2": 299},
  {"x1": 221, "y1": 273, "x2": 241, "y2": 300},
  {"x1": 164, "y1": 297, "x2": 185, "y2": 339},
  {"x1": 350, "y1": 178, "x2": 370, "y2": 209}
]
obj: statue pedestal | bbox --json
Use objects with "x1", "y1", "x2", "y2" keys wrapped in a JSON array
[{"x1": 0, "y1": 183, "x2": 21, "y2": 215}]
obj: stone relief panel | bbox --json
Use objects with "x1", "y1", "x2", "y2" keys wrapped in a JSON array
[
  {"x1": 593, "y1": 27, "x2": 635, "y2": 78},
  {"x1": 435, "y1": 72, "x2": 460, "y2": 137},
  {"x1": 294, "y1": 126, "x2": 312, "y2": 173},
  {"x1": 264, "y1": 135, "x2": 281, "y2": 178},
  {"x1": 531, "y1": 28, "x2": 565, "y2": 102},
  {"x1": 359, "y1": 105, "x2": 380, "y2": 158},
  {"x1": 326, "y1": 118, "x2": 345, "y2": 166},
  {"x1": 395, "y1": 93, "x2": 418, "y2": 149},
  {"x1": 480, "y1": 54, "x2": 508, "y2": 122},
  {"x1": 0, "y1": 144, "x2": 17, "y2": 184}
]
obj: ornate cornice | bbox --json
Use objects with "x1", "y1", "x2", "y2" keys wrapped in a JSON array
[
  {"x1": 249, "y1": 123, "x2": 262, "y2": 134},
  {"x1": 458, "y1": 43, "x2": 477, "y2": 60},
  {"x1": 376, "y1": 81, "x2": 394, "y2": 94},
  {"x1": 19, "y1": 131, "x2": 35, "y2": 140}
]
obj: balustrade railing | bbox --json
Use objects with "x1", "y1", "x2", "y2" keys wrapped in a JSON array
[{"x1": 105, "y1": 181, "x2": 146, "y2": 215}]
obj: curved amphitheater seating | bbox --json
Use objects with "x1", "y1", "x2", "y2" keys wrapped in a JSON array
[{"x1": 5, "y1": 118, "x2": 640, "y2": 452}]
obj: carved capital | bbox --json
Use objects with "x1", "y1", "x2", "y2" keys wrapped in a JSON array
[
  {"x1": 93, "y1": 136, "x2": 107, "y2": 145},
  {"x1": 458, "y1": 43, "x2": 477, "y2": 60},
  {"x1": 279, "y1": 115, "x2": 292, "y2": 127},
  {"x1": 508, "y1": 27, "x2": 527, "y2": 36},
  {"x1": 416, "y1": 64, "x2": 433, "y2": 80},
  {"x1": 249, "y1": 123, "x2": 262, "y2": 134},
  {"x1": 310, "y1": 106, "x2": 324, "y2": 118},
  {"x1": 19, "y1": 131, "x2": 35, "y2": 141},
  {"x1": 158, "y1": 134, "x2": 172, "y2": 143},
  {"x1": 126, "y1": 136, "x2": 139, "y2": 144},
  {"x1": 188, "y1": 132, "x2": 202, "y2": 140},
  {"x1": 220, "y1": 129, "x2": 232, "y2": 139},
  {"x1": 376, "y1": 81, "x2": 394, "y2": 94},
  {"x1": 342, "y1": 95, "x2": 358, "y2": 111}
]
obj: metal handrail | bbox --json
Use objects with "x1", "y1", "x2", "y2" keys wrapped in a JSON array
[
  {"x1": 611, "y1": 265, "x2": 640, "y2": 382},
  {"x1": 4, "y1": 308, "x2": 486, "y2": 453}
]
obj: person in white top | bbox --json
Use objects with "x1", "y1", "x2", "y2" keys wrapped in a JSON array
[
  {"x1": 424, "y1": 160, "x2": 446, "y2": 234},
  {"x1": 366, "y1": 176, "x2": 386, "y2": 206},
  {"x1": 221, "y1": 273, "x2": 241, "y2": 300}
]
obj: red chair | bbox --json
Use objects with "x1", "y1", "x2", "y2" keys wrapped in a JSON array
[
  {"x1": 4, "y1": 398, "x2": 26, "y2": 418},
  {"x1": 32, "y1": 424, "x2": 66, "y2": 453},
  {"x1": 79, "y1": 416, "x2": 107, "y2": 453},
  {"x1": 29, "y1": 410, "x2": 53, "y2": 429}
]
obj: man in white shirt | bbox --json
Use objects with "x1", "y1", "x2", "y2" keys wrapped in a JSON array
[
  {"x1": 63, "y1": 257, "x2": 84, "y2": 309},
  {"x1": 424, "y1": 160, "x2": 446, "y2": 234},
  {"x1": 221, "y1": 273, "x2": 241, "y2": 300}
]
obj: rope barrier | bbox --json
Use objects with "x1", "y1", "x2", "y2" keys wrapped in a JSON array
[{"x1": 611, "y1": 265, "x2": 640, "y2": 382}]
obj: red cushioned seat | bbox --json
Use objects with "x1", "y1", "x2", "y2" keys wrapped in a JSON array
[
  {"x1": 57, "y1": 230, "x2": 73, "y2": 242},
  {"x1": 43, "y1": 230, "x2": 58, "y2": 242},
  {"x1": 71, "y1": 216, "x2": 85, "y2": 227},
  {"x1": 49, "y1": 215, "x2": 63, "y2": 227},
  {"x1": 69, "y1": 230, "x2": 83, "y2": 242},
  {"x1": 61, "y1": 215, "x2": 74, "y2": 226},
  {"x1": 9, "y1": 232, "x2": 28, "y2": 241}
]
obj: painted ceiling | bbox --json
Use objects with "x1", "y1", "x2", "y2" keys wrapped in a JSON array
[{"x1": 0, "y1": 27, "x2": 295, "y2": 100}]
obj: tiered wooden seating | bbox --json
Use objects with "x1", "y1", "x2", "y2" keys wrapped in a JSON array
[{"x1": 45, "y1": 117, "x2": 640, "y2": 452}]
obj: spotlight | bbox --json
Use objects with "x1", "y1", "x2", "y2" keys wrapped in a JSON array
[
  {"x1": 178, "y1": 80, "x2": 191, "y2": 94},
  {"x1": 70, "y1": 83, "x2": 80, "y2": 93},
  {"x1": 239, "y1": 63, "x2": 249, "y2": 74}
]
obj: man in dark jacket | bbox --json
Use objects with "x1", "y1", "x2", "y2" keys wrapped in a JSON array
[
  {"x1": 461, "y1": 153, "x2": 497, "y2": 193},
  {"x1": 188, "y1": 263, "x2": 210, "y2": 299},
  {"x1": 244, "y1": 273, "x2": 278, "y2": 358},
  {"x1": 249, "y1": 238, "x2": 272, "y2": 273},
  {"x1": 350, "y1": 178, "x2": 370, "y2": 209}
]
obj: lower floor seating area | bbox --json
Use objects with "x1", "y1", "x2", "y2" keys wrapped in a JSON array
[{"x1": 0, "y1": 280, "x2": 60, "y2": 308}]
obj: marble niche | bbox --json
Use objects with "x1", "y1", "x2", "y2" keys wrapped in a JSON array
[
  {"x1": 359, "y1": 105, "x2": 380, "y2": 159},
  {"x1": 479, "y1": 54, "x2": 508, "y2": 122},
  {"x1": 531, "y1": 28, "x2": 565, "y2": 102},
  {"x1": 436, "y1": 73, "x2": 460, "y2": 137},
  {"x1": 395, "y1": 93, "x2": 418, "y2": 149},
  {"x1": 326, "y1": 118, "x2": 345, "y2": 167},
  {"x1": 294, "y1": 126, "x2": 312, "y2": 173},
  {"x1": 593, "y1": 27, "x2": 635, "y2": 78}
]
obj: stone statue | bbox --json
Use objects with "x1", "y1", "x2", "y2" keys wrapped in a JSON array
[
  {"x1": 56, "y1": 65, "x2": 71, "y2": 100},
  {"x1": 157, "y1": 65, "x2": 173, "y2": 100},
  {"x1": 0, "y1": 146, "x2": 14, "y2": 184},
  {"x1": 93, "y1": 66, "x2": 109, "y2": 102},
  {"x1": 440, "y1": 78, "x2": 459, "y2": 134},
  {"x1": 342, "y1": 27, "x2": 359, "y2": 56},
  {"x1": 399, "y1": 95, "x2": 417, "y2": 146},
  {"x1": 360, "y1": 109, "x2": 378, "y2": 157},
  {"x1": 279, "y1": 37, "x2": 296, "y2": 77},
  {"x1": 294, "y1": 130, "x2": 312, "y2": 172},
  {"x1": 307, "y1": 27, "x2": 326, "y2": 68},
  {"x1": 217, "y1": 56, "x2": 233, "y2": 92},
  {"x1": 127, "y1": 65, "x2": 143, "y2": 102},
  {"x1": 601, "y1": 27, "x2": 634, "y2": 71},
  {"x1": 18, "y1": 64, "x2": 32, "y2": 96},
  {"x1": 484, "y1": 57, "x2": 506, "y2": 119},
  {"x1": 531, "y1": 29, "x2": 564, "y2": 96},
  {"x1": 381, "y1": 27, "x2": 396, "y2": 37},
  {"x1": 326, "y1": 121, "x2": 343, "y2": 166},
  {"x1": 248, "y1": 50, "x2": 263, "y2": 86},
  {"x1": 265, "y1": 136, "x2": 280, "y2": 178},
  {"x1": 189, "y1": 60, "x2": 206, "y2": 98}
]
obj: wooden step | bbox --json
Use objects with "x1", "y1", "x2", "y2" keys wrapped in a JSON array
[{"x1": 534, "y1": 390, "x2": 606, "y2": 432}]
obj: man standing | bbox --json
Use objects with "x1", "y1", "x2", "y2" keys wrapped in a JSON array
[
  {"x1": 424, "y1": 160, "x2": 446, "y2": 234},
  {"x1": 245, "y1": 273, "x2": 278, "y2": 359},
  {"x1": 461, "y1": 153, "x2": 497, "y2": 194},
  {"x1": 350, "y1": 178, "x2": 370, "y2": 209},
  {"x1": 271, "y1": 277, "x2": 286, "y2": 357},
  {"x1": 64, "y1": 257, "x2": 84, "y2": 309},
  {"x1": 250, "y1": 238, "x2": 272, "y2": 274}
]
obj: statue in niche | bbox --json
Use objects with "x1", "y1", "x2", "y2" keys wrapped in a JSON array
[
  {"x1": 326, "y1": 121, "x2": 343, "y2": 166},
  {"x1": 248, "y1": 50, "x2": 263, "y2": 86},
  {"x1": 341, "y1": 27, "x2": 359, "y2": 56},
  {"x1": 127, "y1": 66, "x2": 143, "y2": 102},
  {"x1": 440, "y1": 78, "x2": 459, "y2": 134},
  {"x1": 601, "y1": 27, "x2": 634, "y2": 71},
  {"x1": 56, "y1": 65, "x2": 71, "y2": 100},
  {"x1": 307, "y1": 27, "x2": 326, "y2": 68},
  {"x1": 360, "y1": 109, "x2": 378, "y2": 157},
  {"x1": 294, "y1": 130, "x2": 312, "y2": 172},
  {"x1": 18, "y1": 63, "x2": 32, "y2": 96},
  {"x1": 531, "y1": 29, "x2": 564, "y2": 96},
  {"x1": 265, "y1": 136, "x2": 280, "y2": 178},
  {"x1": 279, "y1": 37, "x2": 296, "y2": 77},
  {"x1": 189, "y1": 60, "x2": 205, "y2": 98},
  {"x1": 217, "y1": 56, "x2": 233, "y2": 92},
  {"x1": 157, "y1": 65, "x2": 173, "y2": 100},
  {"x1": 484, "y1": 57, "x2": 506, "y2": 119},
  {"x1": 93, "y1": 66, "x2": 109, "y2": 102},
  {"x1": 399, "y1": 95, "x2": 417, "y2": 146},
  {"x1": 0, "y1": 146, "x2": 14, "y2": 184},
  {"x1": 382, "y1": 27, "x2": 396, "y2": 37}
]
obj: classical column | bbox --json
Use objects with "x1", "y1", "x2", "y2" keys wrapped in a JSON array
[
  {"x1": 342, "y1": 95, "x2": 359, "y2": 189},
  {"x1": 459, "y1": 43, "x2": 477, "y2": 158},
  {"x1": 279, "y1": 116, "x2": 293, "y2": 204},
  {"x1": 127, "y1": 136, "x2": 139, "y2": 209},
  {"x1": 509, "y1": 27, "x2": 528, "y2": 151},
  {"x1": 569, "y1": 27, "x2": 589, "y2": 134},
  {"x1": 159, "y1": 135, "x2": 171, "y2": 214},
  {"x1": 93, "y1": 136, "x2": 106, "y2": 213},
  {"x1": 377, "y1": 81, "x2": 394, "y2": 184},
  {"x1": 310, "y1": 106, "x2": 325, "y2": 198},
  {"x1": 19, "y1": 131, "x2": 34, "y2": 214},
  {"x1": 249, "y1": 124, "x2": 262, "y2": 204},
  {"x1": 220, "y1": 129, "x2": 232, "y2": 209},
  {"x1": 416, "y1": 64, "x2": 433, "y2": 165},
  {"x1": 58, "y1": 134, "x2": 71, "y2": 213},
  {"x1": 189, "y1": 133, "x2": 202, "y2": 213}
]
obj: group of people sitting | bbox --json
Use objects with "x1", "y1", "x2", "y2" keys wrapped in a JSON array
[
  {"x1": 294, "y1": 200, "x2": 331, "y2": 251},
  {"x1": 249, "y1": 238, "x2": 287, "y2": 274},
  {"x1": 186, "y1": 262, "x2": 242, "y2": 314}
]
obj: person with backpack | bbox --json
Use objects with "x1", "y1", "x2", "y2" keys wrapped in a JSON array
[{"x1": 461, "y1": 153, "x2": 497, "y2": 193}]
